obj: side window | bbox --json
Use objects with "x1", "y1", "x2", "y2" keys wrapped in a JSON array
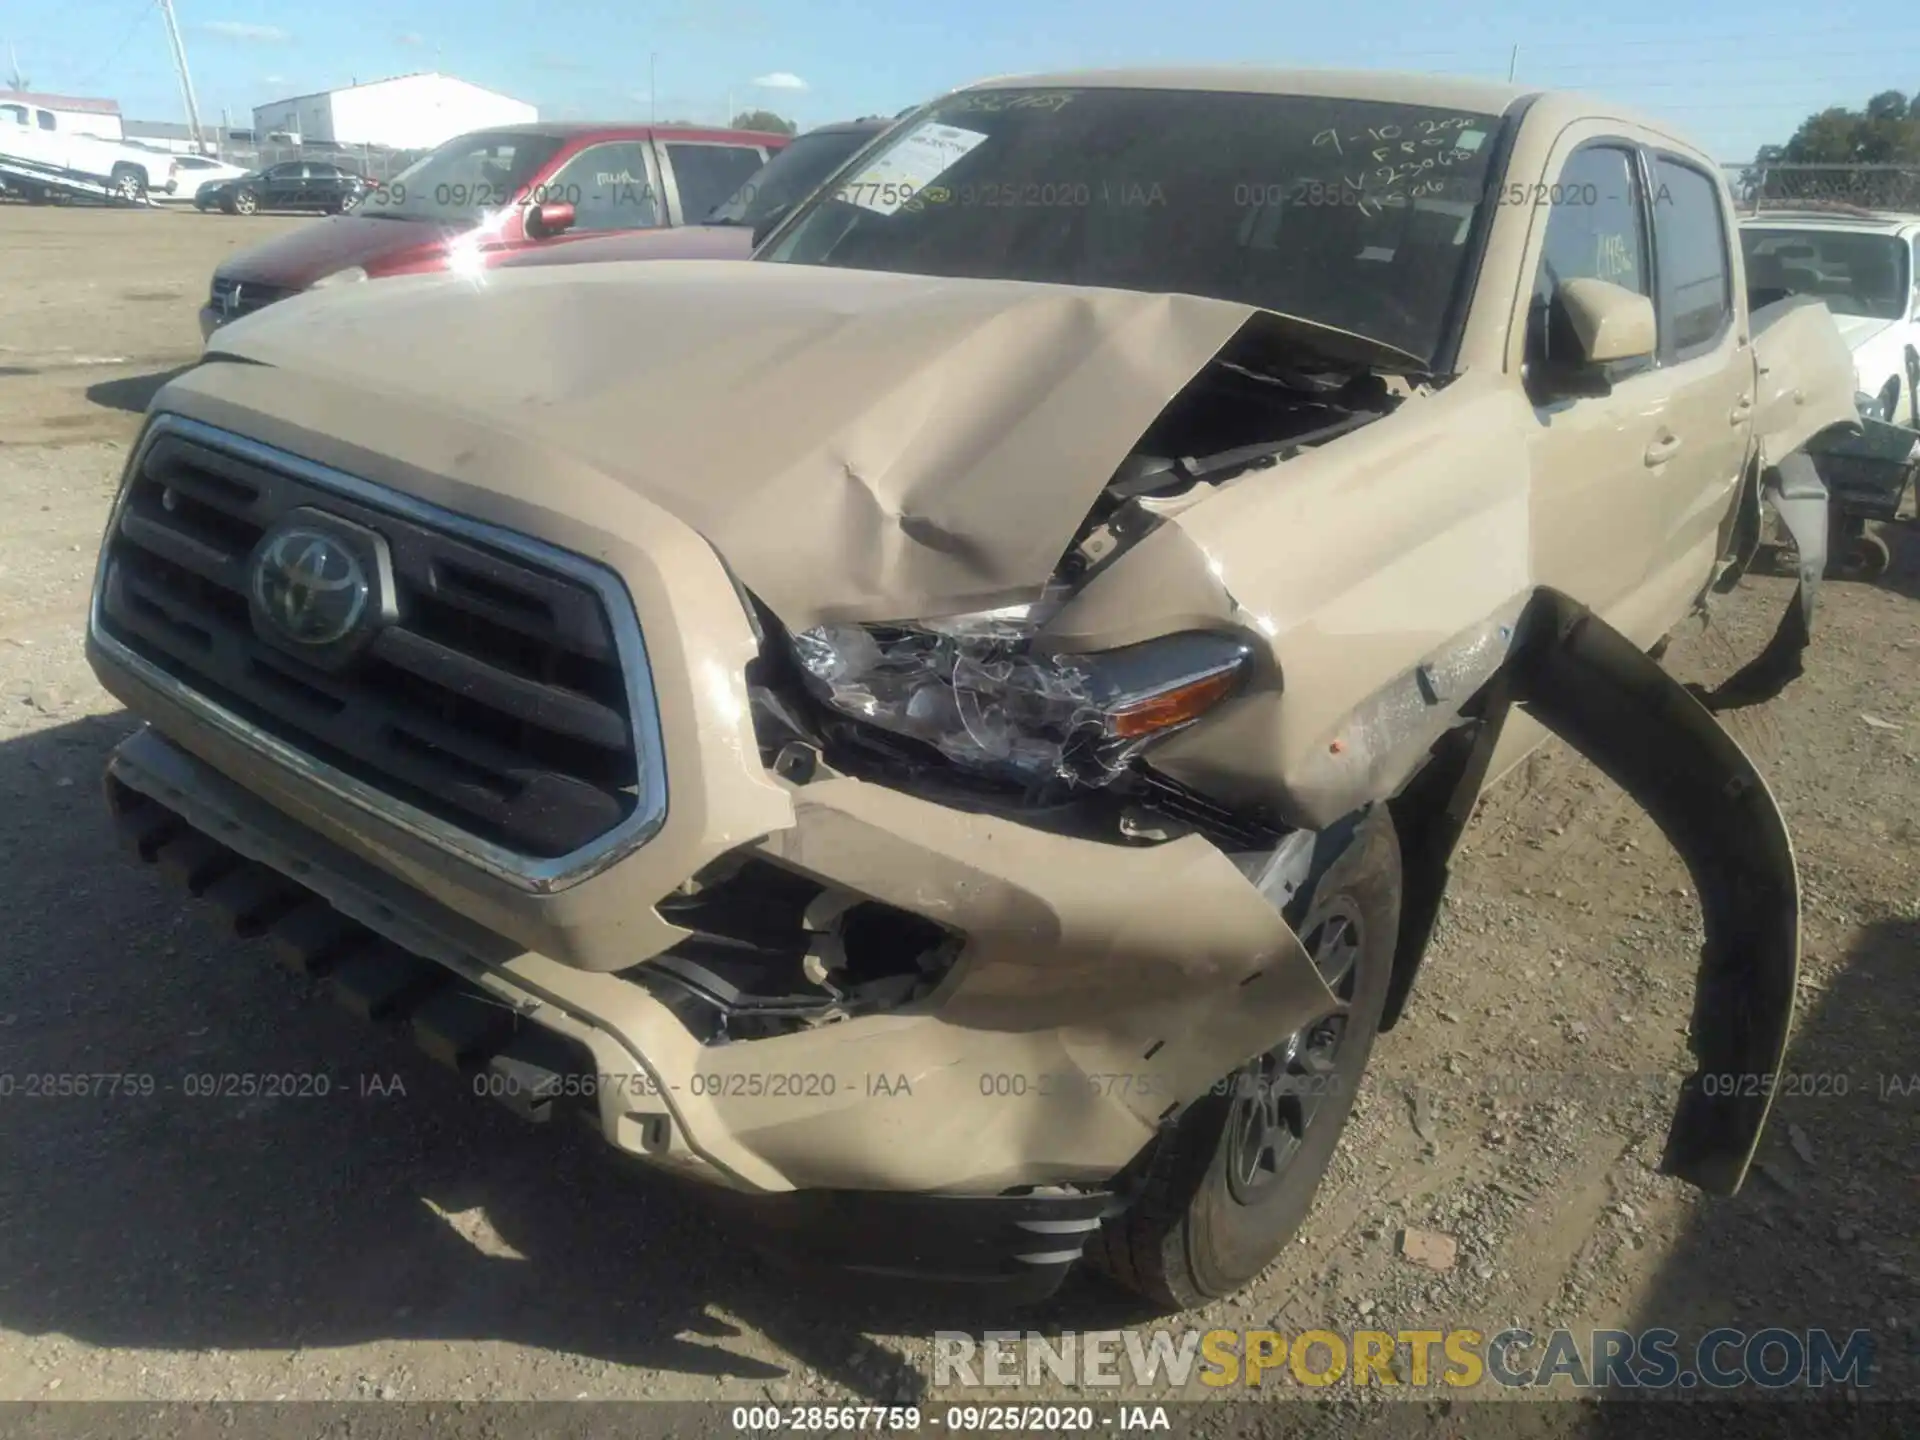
[
  {"x1": 1650, "y1": 156, "x2": 1733, "y2": 358},
  {"x1": 1527, "y1": 144, "x2": 1651, "y2": 375},
  {"x1": 0, "y1": 104, "x2": 26, "y2": 125},
  {"x1": 37, "y1": 110, "x2": 57, "y2": 131},
  {"x1": 665, "y1": 143, "x2": 766, "y2": 222},
  {"x1": 539, "y1": 142, "x2": 659, "y2": 232}
]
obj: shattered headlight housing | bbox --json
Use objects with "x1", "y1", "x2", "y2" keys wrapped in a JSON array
[{"x1": 792, "y1": 608, "x2": 1252, "y2": 787}]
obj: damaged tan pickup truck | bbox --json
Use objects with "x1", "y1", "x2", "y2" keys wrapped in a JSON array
[{"x1": 86, "y1": 68, "x2": 1859, "y2": 1309}]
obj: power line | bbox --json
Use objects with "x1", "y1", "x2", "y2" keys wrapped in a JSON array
[{"x1": 60, "y1": 0, "x2": 156, "y2": 92}]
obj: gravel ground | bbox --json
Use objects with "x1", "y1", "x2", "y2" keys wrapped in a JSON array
[{"x1": 0, "y1": 203, "x2": 1915, "y2": 1421}]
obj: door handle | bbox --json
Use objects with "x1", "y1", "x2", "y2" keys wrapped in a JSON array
[
  {"x1": 1644, "y1": 432, "x2": 1684, "y2": 467},
  {"x1": 1730, "y1": 393, "x2": 1754, "y2": 424}
]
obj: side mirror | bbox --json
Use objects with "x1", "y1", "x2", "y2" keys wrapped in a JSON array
[
  {"x1": 750, "y1": 202, "x2": 792, "y2": 250},
  {"x1": 525, "y1": 201, "x2": 576, "y2": 241},
  {"x1": 1558, "y1": 278, "x2": 1657, "y2": 365},
  {"x1": 1531, "y1": 278, "x2": 1657, "y2": 400}
]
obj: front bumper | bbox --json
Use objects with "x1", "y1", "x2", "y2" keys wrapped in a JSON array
[
  {"x1": 95, "y1": 713, "x2": 1331, "y2": 1202},
  {"x1": 104, "y1": 745, "x2": 1114, "y2": 1298}
]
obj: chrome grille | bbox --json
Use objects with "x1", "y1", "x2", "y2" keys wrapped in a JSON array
[{"x1": 209, "y1": 276, "x2": 296, "y2": 319}]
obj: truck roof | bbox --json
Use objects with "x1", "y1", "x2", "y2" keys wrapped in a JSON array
[{"x1": 955, "y1": 65, "x2": 1536, "y2": 115}]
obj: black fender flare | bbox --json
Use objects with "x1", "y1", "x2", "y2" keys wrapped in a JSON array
[{"x1": 1384, "y1": 587, "x2": 1797, "y2": 1195}]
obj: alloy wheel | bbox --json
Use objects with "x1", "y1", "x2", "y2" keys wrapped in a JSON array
[{"x1": 1223, "y1": 902, "x2": 1364, "y2": 1204}]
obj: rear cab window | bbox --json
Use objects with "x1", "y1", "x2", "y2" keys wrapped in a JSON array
[{"x1": 1526, "y1": 143, "x2": 1654, "y2": 382}]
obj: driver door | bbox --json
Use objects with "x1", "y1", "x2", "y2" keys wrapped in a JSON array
[{"x1": 1519, "y1": 134, "x2": 1677, "y2": 646}]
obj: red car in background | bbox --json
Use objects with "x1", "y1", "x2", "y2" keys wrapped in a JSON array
[
  {"x1": 199, "y1": 122, "x2": 787, "y2": 339},
  {"x1": 496, "y1": 116, "x2": 892, "y2": 271}
]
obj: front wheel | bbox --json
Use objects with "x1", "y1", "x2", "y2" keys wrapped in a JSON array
[
  {"x1": 1089, "y1": 805, "x2": 1402, "y2": 1310},
  {"x1": 232, "y1": 188, "x2": 259, "y2": 215}
]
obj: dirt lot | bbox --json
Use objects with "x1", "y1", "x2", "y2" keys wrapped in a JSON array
[{"x1": 0, "y1": 203, "x2": 1915, "y2": 1420}]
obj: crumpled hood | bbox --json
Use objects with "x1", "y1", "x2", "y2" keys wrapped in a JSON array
[{"x1": 202, "y1": 260, "x2": 1300, "y2": 626}]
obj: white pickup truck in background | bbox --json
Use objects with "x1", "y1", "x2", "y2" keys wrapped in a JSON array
[{"x1": 0, "y1": 102, "x2": 180, "y2": 203}]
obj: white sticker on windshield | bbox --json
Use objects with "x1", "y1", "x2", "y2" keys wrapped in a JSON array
[
  {"x1": 1453, "y1": 130, "x2": 1487, "y2": 153},
  {"x1": 838, "y1": 122, "x2": 988, "y2": 216}
]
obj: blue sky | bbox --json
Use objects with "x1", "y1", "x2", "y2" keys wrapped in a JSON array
[{"x1": 4, "y1": 0, "x2": 1915, "y2": 159}]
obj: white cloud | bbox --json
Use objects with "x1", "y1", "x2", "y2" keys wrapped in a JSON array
[
  {"x1": 261, "y1": 74, "x2": 286, "y2": 85},
  {"x1": 396, "y1": 32, "x2": 426, "y2": 47},
  {"x1": 751, "y1": 71, "x2": 807, "y2": 91},
  {"x1": 196, "y1": 21, "x2": 290, "y2": 43}
]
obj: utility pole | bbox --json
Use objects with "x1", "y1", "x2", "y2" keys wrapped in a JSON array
[
  {"x1": 156, "y1": 0, "x2": 206, "y2": 151},
  {"x1": 1506, "y1": 44, "x2": 1519, "y2": 82}
]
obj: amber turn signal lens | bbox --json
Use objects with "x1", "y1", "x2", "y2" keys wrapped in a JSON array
[{"x1": 1107, "y1": 666, "x2": 1242, "y2": 739}]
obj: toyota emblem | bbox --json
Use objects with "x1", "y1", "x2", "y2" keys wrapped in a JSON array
[{"x1": 251, "y1": 527, "x2": 371, "y2": 646}]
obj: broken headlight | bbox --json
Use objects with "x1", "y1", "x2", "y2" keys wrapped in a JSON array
[{"x1": 791, "y1": 611, "x2": 1252, "y2": 786}]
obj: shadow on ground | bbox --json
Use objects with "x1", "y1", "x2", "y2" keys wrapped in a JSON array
[
  {"x1": 1567, "y1": 921, "x2": 1919, "y2": 1432},
  {"x1": 85, "y1": 367, "x2": 192, "y2": 416},
  {"x1": 0, "y1": 714, "x2": 1151, "y2": 1400}
]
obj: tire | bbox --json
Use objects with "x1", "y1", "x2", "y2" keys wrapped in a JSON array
[
  {"x1": 233, "y1": 188, "x2": 259, "y2": 215},
  {"x1": 1089, "y1": 805, "x2": 1402, "y2": 1310},
  {"x1": 109, "y1": 164, "x2": 147, "y2": 203},
  {"x1": 1834, "y1": 530, "x2": 1892, "y2": 582}
]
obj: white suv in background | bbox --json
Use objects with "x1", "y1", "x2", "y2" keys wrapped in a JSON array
[{"x1": 1742, "y1": 209, "x2": 1920, "y2": 425}]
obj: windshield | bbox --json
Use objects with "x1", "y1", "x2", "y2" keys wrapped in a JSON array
[
  {"x1": 707, "y1": 127, "x2": 880, "y2": 226},
  {"x1": 759, "y1": 88, "x2": 1504, "y2": 364},
  {"x1": 1741, "y1": 228, "x2": 1911, "y2": 321},
  {"x1": 355, "y1": 131, "x2": 568, "y2": 224}
]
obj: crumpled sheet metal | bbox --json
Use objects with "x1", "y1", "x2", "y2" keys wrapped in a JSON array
[
  {"x1": 1750, "y1": 295, "x2": 1861, "y2": 471},
  {"x1": 204, "y1": 261, "x2": 1327, "y2": 629}
]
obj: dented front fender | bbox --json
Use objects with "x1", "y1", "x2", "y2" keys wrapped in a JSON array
[{"x1": 1504, "y1": 589, "x2": 1798, "y2": 1195}]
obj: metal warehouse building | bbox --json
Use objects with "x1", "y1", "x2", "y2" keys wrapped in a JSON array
[{"x1": 251, "y1": 73, "x2": 535, "y2": 151}]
